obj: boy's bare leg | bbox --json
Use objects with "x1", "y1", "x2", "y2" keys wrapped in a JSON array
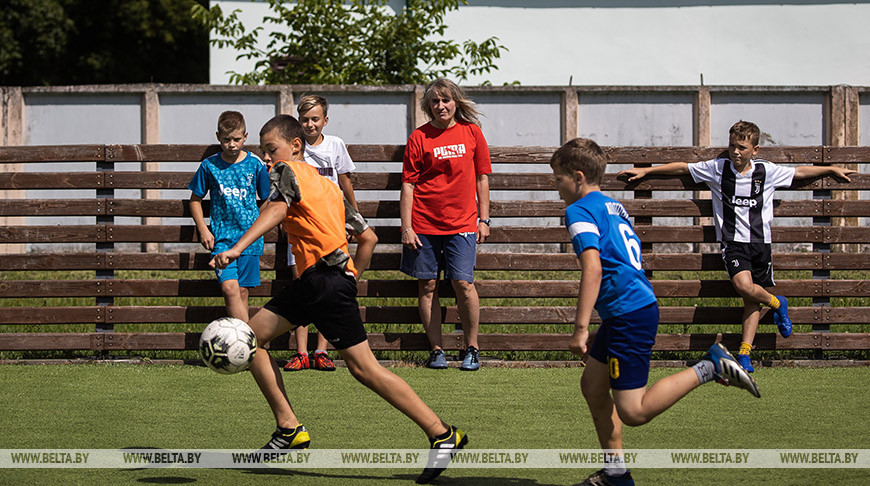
[
  {"x1": 221, "y1": 280, "x2": 250, "y2": 322},
  {"x1": 741, "y1": 298, "x2": 761, "y2": 346},
  {"x1": 611, "y1": 369, "x2": 702, "y2": 426},
  {"x1": 418, "y1": 279, "x2": 442, "y2": 350},
  {"x1": 316, "y1": 332, "x2": 329, "y2": 351},
  {"x1": 731, "y1": 271, "x2": 769, "y2": 348},
  {"x1": 247, "y1": 308, "x2": 299, "y2": 428},
  {"x1": 452, "y1": 279, "x2": 479, "y2": 349},
  {"x1": 295, "y1": 326, "x2": 309, "y2": 353},
  {"x1": 339, "y1": 339, "x2": 448, "y2": 438},
  {"x1": 581, "y1": 358, "x2": 623, "y2": 450}
]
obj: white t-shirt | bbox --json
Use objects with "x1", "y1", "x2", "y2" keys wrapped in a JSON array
[
  {"x1": 303, "y1": 135, "x2": 356, "y2": 186},
  {"x1": 688, "y1": 158, "x2": 795, "y2": 244}
]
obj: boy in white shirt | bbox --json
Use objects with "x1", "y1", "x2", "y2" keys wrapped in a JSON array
[{"x1": 284, "y1": 95, "x2": 363, "y2": 372}]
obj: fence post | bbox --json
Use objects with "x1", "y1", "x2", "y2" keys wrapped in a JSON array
[
  {"x1": 141, "y1": 86, "x2": 161, "y2": 253},
  {"x1": 96, "y1": 145, "x2": 115, "y2": 355}
]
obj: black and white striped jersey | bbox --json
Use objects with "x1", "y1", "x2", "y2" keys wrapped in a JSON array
[{"x1": 688, "y1": 158, "x2": 795, "y2": 243}]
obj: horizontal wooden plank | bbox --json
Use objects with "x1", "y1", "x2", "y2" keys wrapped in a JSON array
[
  {"x1": 0, "y1": 145, "x2": 105, "y2": 163},
  {"x1": 0, "y1": 172, "x2": 103, "y2": 190},
  {"x1": 4, "y1": 305, "x2": 868, "y2": 325},
  {"x1": 823, "y1": 146, "x2": 870, "y2": 164},
  {"x1": 0, "y1": 200, "x2": 107, "y2": 216},
  {"x1": 0, "y1": 307, "x2": 104, "y2": 324},
  {"x1": 1, "y1": 331, "x2": 867, "y2": 351},
  {"x1": 4, "y1": 279, "x2": 867, "y2": 299},
  {"x1": 0, "y1": 225, "x2": 106, "y2": 243},
  {"x1": 4, "y1": 169, "x2": 868, "y2": 192},
  {"x1": 1, "y1": 251, "x2": 868, "y2": 272},
  {"x1": 6, "y1": 198, "x2": 867, "y2": 219}
]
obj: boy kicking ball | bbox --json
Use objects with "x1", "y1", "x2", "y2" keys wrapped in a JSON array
[
  {"x1": 211, "y1": 115, "x2": 466, "y2": 484},
  {"x1": 551, "y1": 139, "x2": 759, "y2": 486}
]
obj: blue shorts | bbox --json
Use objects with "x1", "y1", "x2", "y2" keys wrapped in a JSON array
[
  {"x1": 400, "y1": 233, "x2": 477, "y2": 283},
  {"x1": 215, "y1": 254, "x2": 261, "y2": 288},
  {"x1": 588, "y1": 302, "x2": 659, "y2": 390}
]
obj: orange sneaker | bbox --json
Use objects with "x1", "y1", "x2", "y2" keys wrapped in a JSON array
[
  {"x1": 283, "y1": 352, "x2": 309, "y2": 371},
  {"x1": 312, "y1": 351, "x2": 336, "y2": 371}
]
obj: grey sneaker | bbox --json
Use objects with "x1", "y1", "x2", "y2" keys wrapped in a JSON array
[
  {"x1": 460, "y1": 346, "x2": 480, "y2": 371},
  {"x1": 426, "y1": 349, "x2": 448, "y2": 369}
]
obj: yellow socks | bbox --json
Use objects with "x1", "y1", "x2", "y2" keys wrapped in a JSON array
[
  {"x1": 768, "y1": 295, "x2": 781, "y2": 309},
  {"x1": 738, "y1": 342, "x2": 752, "y2": 356}
]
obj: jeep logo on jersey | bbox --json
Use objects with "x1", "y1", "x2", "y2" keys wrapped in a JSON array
[
  {"x1": 730, "y1": 195, "x2": 758, "y2": 207},
  {"x1": 433, "y1": 144, "x2": 467, "y2": 159},
  {"x1": 221, "y1": 184, "x2": 248, "y2": 199}
]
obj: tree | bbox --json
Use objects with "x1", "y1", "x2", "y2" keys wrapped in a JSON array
[
  {"x1": 192, "y1": 0, "x2": 507, "y2": 85},
  {"x1": 0, "y1": 0, "x2": 209, "y2": 86}
]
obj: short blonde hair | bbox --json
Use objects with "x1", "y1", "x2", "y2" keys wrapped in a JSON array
[
  {"x1": 549, "y1": 138, "x2": 608, "y2": 185},
  {"x1": 297, "y1": 95, "x2": 328, "y2": 117}
]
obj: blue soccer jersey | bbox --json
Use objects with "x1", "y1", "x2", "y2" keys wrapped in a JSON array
[
  {"x1": 564, "y1": 191, "x2": 657, "y2": 320},
  {"x1": 188, "y1": 152, "x2": 270, "y2": 255}
]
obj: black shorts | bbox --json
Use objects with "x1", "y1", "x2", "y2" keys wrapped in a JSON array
[
  {"x1": 263, "y1": 265, "x2": 368, "y2": 350},
  {"x1": 721, "y1": 242, "x2": 774, "y2": 287}
]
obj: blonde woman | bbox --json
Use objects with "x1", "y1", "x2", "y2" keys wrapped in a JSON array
[{"x1": 400, "y1": 79, "x2": 491, "y2": 371}]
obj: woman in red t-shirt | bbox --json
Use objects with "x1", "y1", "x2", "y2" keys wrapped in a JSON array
[{"x1": 399, "y1": 78, "x2": 492, "y2": 371}]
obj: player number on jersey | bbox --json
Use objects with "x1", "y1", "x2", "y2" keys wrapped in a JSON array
[{"x1": 618, "y1": 223, "x2": 643, "y2": 271}]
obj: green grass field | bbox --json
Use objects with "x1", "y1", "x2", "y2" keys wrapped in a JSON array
[{"x1": 1, "y1": 365, "x2": 868, "y2": 485}]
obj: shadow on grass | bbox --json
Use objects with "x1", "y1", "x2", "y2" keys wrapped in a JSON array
[{"x1": 242, "y1": 467, "x2": 561, "y2": 485}]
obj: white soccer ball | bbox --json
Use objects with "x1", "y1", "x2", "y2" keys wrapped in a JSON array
[{"x1": 199, "y1": 317, "x2": 258, "y2": 374}]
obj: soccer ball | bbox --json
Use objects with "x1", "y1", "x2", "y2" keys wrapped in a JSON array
[{"x1": 199, "y1": 317, "x2": 258, "y2": 374}]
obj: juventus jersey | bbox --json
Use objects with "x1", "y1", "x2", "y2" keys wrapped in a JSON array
[{"x1": 688, "y1": 158, "x2": 795, "y2": 244}]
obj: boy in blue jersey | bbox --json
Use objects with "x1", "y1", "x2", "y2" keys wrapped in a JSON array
[
  {"x1": 189, "y1": 111, "x2": 271, "y2": 322},
  {"x1": 551, "y1": 139, "x2": 760, "y2": 486}
]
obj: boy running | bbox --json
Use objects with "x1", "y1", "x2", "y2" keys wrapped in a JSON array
[
  {"x1": 552, "y1": 138, "x2": 760, "y2": 486},
  {"x1": 211, "y1": 114, "x2": 466, "y2": 484}
]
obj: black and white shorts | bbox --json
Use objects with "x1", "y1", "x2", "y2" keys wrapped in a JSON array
[{"x1": 721, "y1": 241, "x2": 774, "y2": 287}]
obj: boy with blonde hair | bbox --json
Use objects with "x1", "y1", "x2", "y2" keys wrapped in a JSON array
[
  {"x1": 283, "y1": 94, "x2": 360, "y2": 372},
  {"x1": 620, "y1": 120, "x2": 855, "y2": 372},
  {"x1": 553, "y1": 138, "x2": 759, "y2": 486}
]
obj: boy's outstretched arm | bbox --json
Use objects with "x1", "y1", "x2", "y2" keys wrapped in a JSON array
[
  {"x1": 210, "y1": 200, "x2": 286, "y2": 269},
  {"x1": 570, "y1": 248, "x2": 602, "y2": 356},
  {"x1": 618, "y1": 162, "x2": 690, "y2": 181},
  {"x1": 794, "y1": 165, "x2": 857, "y2": 182}
]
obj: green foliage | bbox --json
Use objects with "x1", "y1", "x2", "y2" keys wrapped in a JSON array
[
  {"x1": 0, "y1": 0, "x2": 209, "y2": 86},
  {"x1": 192, "y1": 0, "x2": 507, "y2": 85}
]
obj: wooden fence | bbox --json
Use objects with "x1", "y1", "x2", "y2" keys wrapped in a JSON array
[{"x1": 1, "y1": 144, "x2": 869, "y2": 356}]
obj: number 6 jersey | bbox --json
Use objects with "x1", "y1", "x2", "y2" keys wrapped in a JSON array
[{"x1": 564, "y1": 191, "x2": 656, "y2": 320}]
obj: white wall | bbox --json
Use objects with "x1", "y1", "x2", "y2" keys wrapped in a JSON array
[{"x1": 210, "y1": 1, "x2": 870, "y2": 87}]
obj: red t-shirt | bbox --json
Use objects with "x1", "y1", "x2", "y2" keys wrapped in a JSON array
[{"x1": 402, "y1": 122, "x2": 492, "y2": 234}]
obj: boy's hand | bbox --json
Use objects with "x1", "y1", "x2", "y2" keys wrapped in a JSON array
[
  {"x1": 618, "y1": 167, "x2": 650, "y2": 182},
  {"x1": 210, "y1": 248, "x2": 241, "y2": 269},
  {"x1": 198, "y1": 228, "x2": 215, "y2": 251},
  {"x1": 831, "y1": 167, "x2": 857, "y2": 182},
  {"x1": 568, "y1": 328, "x2": 589, "y2": 356},
  {"x1": 401, "y1": 227, "x2": 422, "y2": 250}
]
